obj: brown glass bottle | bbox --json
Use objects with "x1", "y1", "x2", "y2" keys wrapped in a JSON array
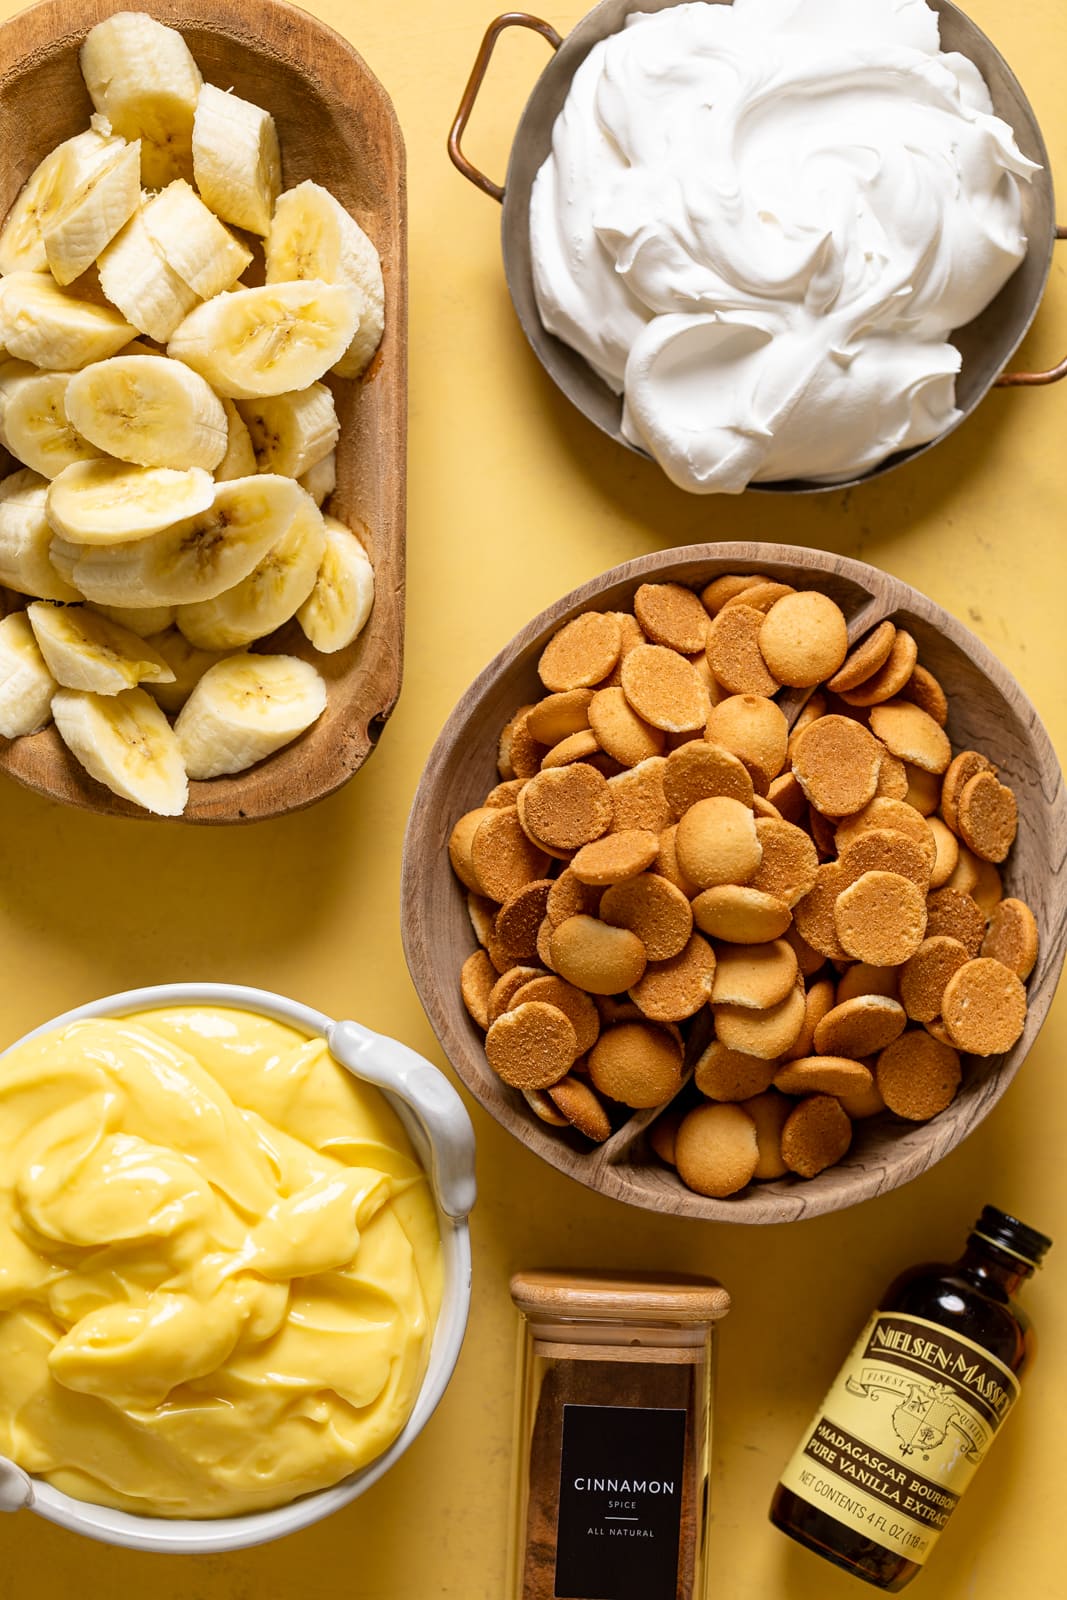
[{"x1": 770, "y1": 1205, "x2": 1051, "y2": 1591}]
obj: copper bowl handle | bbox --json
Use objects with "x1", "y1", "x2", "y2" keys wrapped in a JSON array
[
  {"x1": 996, "y1": 224, "x2": 1067, "y2": 386},
  {"x1": 448, "y1": 12, "x2": 563, "y2": 201}
]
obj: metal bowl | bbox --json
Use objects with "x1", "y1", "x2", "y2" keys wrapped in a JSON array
[{"x1": 450, "y1": 0, "x2": 1064, "y2": 492}]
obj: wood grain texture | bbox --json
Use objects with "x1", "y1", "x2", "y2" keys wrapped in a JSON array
[
  {"x1": 0, "y1": 0, "x2": 406, "y2": 823},
  {"x1": 494, "y1": 0, "x2": 1057, "y2": 492},
  {"x1": 401, "y1": 543, "x2": 1067, "y2": 1225}
]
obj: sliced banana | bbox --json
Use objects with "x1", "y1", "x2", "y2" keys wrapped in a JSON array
[
  {"x1": 51, "y1": 473, "x2": 306, "y2": 607},
  {"x1": 80, "y1": 13, "x2": 202, "y2": 188},
  {"x1": 0, "y1": 272, "x2": 136, "y2": 370},
  {"x1": 266, "y1": 180, "x2": 385, "y2": 379},
  {"x1": 214, "y1": 398, "x2": 258, "y2": 482},
  {"x1": 192, "y1": 82, "x2": 280, "y2": 237},
  {"x1": 298, "y1": 448, "x2": 336, "y2": 507},
  {"x1": 53, "y1": 684, "x2": 188, "y2": 815},
  {"x1": 236, "y1": 383, "x2": 339, "y2": 479},
  {"x1": 0, "y1": 121, "x2": 123, "y2": 276},
  {"x1": 91, "y1": 602, "x2": 176, "y2": 637},
  {"x1": 0, "y1": 365, "x2": 104, "y2": 479},
  {"x1": 27, "y1": 601, "x2": 176, "y2": 694},
  {"x1": 143, "y1": 179, "x2": 252, "y2": 300},
  {"x1": 176, "y1": 652, "x2": 327, "y2": 779},
  {"x1": 65, "y1": 354, "x2": 227, "y2": 470},
  {"x1": 144, "y1": 626, "x2": 225, "y2": 713},
  {"x1": 43, "y1": 140, "x2": 142, "y2": 288},
  {"x1": 177, "y1": 490, "x2": 325, "y2": 649},
  {"x1": 0, "y1": 468, "x2": 80, "y2": 600},
  {"x1": 167, "y1": 280, "x2": 359, "y2": 399},
  {"x1": 46, "y1": 459, "x2": 215, "y2": 545},
  {"x1": 297, "y1": 515, "x2": 374, "y2": 653},
  {"x1": 0, "y1": 611, "x2": 57, "y2": 737},
  {"x1": 97, "y1": 208, "x2": 201, "y2": 343}
]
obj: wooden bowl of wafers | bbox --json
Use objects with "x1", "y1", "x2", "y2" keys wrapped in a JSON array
[{"x1": 402, "y1": 544, "x2": 1067, "y2": 1223}]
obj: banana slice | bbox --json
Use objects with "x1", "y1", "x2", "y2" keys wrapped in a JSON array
[
  {"x1": 0, "y1": 121, "x2": 123, "y2": 276},
  {"x1": 0, "y1": 273, "x2": 136, "y2": 370},
  {"x1": 192, "y1": 83, "x2": 280, "y2": 237},
  {"x1": 97, "y1": 208, "x2": 201, "y2": 343},
  {"x1": 214, "y1": 398, "x2": 258, "y2": 482},
  {"x1": 175, "y1": 652, "x2": 327, "y2": 779},
  {"x1": 0, "y1": 468, "x2": 80, "y2": 600},
  {"x1": 64, "y1": 355, "x2": 227, "y2": 471},
  {"x1": 46, "y1": 459, "x2": 215, "y2": 545},
  {"x1": 144, "y1": 626, "x2": 225, "y2": 713},
  {"x1": 0, "y1": 365, "x2": 104, "y2": 480},
  {"x1": 236, "y1": 383, "x2": 339, "y2": 479},
  {"x1": 167, "y1": 280, "x2": 359, "y2": 399},
  {"x1": 266, "y1": 180, "x2": 385, "y2": 379},
  {"x1": 91, "y1": 602, "x2": 176, "y2": 637},
  {"x1": 53, "y1": 685, "x2": 188, "y2": 815},
  {"x1": 143, "y1": 179, "x2": 252, "y2": 300},
  {"x1": 80, "y1": 13, "x2": 203, "y2": 188},
  {"x1": 43, "y1": 140, "x2": 142, "y2": 288},
  {"x1": 298, "y1": 448, "x2": 336, "y2": 507},
  {"x1": 27, "y1": 601, "x2": 175, "y2": 694},
  {"x1": 51, "y1": 473, "x2": 306, "y2": 606},
  {"x1": 177, "y1": 490, "x2": 325, "y2": 649},
  {"x1": 0, "y1": 610, "x2": 57, "y2": 737},
  {"x1": 297, "y1": 516, "x2": 374, "y2": 653}
]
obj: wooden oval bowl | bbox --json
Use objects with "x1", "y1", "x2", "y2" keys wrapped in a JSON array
[
  {"x1": 0, "y1": 0, "x2": 406, "y2": 824},
  {"x1": 402, "y1": 545, "x2": 1067, "y2": 1223}
]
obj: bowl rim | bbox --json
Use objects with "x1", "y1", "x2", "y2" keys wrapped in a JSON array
[
  {"x1": 402, "y1": 541, "x2": 1067, "y2": 1224},
  {"x1": 0, "y1": 981, "x2": 473, "y2": 1553},
  {"x1": 497, "y1": 0, "x2": 1057, "y2": 493}
]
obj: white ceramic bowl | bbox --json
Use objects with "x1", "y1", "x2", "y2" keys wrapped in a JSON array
[{"x1": 0, "y1": 982, "x2": 476, "y2": 1553}]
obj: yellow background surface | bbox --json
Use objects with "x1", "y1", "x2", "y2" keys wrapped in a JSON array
[{"x1": 1, "y1": 0, "x2": 1065, "y2": 1595}]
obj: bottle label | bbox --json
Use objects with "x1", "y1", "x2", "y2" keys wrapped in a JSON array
[
  {"x1": 553, "y1": 1403, "x2": 687, "y2": 1599},
  {"x1": 778, "y1": 1311, "x2": 1020, "y2": 1566}
]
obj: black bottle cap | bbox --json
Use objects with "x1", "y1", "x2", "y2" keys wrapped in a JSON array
[{"x1": 972, "y1": 1205, "x2": 1052, "y2": 1268}]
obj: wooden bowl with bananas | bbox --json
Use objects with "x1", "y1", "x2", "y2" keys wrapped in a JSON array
[{"x1": 0, "y1": 0, "x2": 405, "y2": 823}]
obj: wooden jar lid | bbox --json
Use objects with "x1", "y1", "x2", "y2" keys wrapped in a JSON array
[{"x1": 510, "y1": 1269, "x2": 731, "y2": 1325}]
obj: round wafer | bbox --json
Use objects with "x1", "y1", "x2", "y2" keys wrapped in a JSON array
[
  {"x1": 758, "y1": 591, "x2": 848, "y2": 687},
  {"x1": 876, "y1": 1031, "x2": 961, "y2": 1119},
  {"x1": 714, "y1": 983, "x2": 807, "y2": 1059},
  {"x1": 792, "y1": 715, "x2": 884, "y2": 816},
  {"x1": 774, "y1": 1056, "x2": 875, "y2": 1097},
  {"x1": 838, "y1": 828, "x2": 932, "y2": 892},
  {"x1": 827, "y1": 621, "x2": 896, "y2": 694},
  {"x1": 449, "y1": 807, "x2": 498, "y2": 892},
  {"x1": 692, "y1": 885, "x2": 792, "y2": 943},
  {"x1": 941, "y1": 750, "x2": 995, "y2": 832},
  {"x1": 676, "y1": 796, "x2": 762, "y2": 889},
  {"x1": 675, "y1": 1103, "x2": 760, "y2": 1197},
  {"x1": 656, "y1": 824, "x2": 699, "y2": 896},
  {"x1": 813, "y1": 995, "x2": 907, "y2": 1056},
  {"x1": 901, "y1": 664, "x2": 948, "y2": 726},
  {"x1": 701, "y1": 574, "x2": 761, "y2": 613},
  {"x1": 600, "y1": 872, "x2": 693, "y2": 960},
  {"x1": 541, "y1": 730, "x2": 600, "y2": 768},
  {"x1": 526, "y1": 688, "x2": 595, "y2": 745},
  {"x1": 781, "y1": 1095, "x2": 852, "y2": 1177},
  {"x1": 836, "y1": 963, "x2": 899, "y2": 1004},
  {"x1": 485, "y1": 1002, "x2": 578, "y2": 1089},
  {"x1": 461, "y1": 949, "x2": 496, "y2": 1030},
  {"x1": 663, "y1": 740, "x2": 754, "y2": 814},
  {"x1": 926, "y1": 816, "x2": 959, "y2": 888},
  {"x1": 589, "y1": 1022, "x2": 684, "y2": 1108},
  {"x1": 518, "y1": 765, "x2": 613, "y2": 853},
  {"x1": 539, "y1": 612, "x2": 622, "y2": 691},
  {"x1": 925, "y1": 887, "x2": 986, "y2": 956},
  {"x1": 956, "y1": 771, "x2": 1018, "y2": 863},
  {"x1": 587, "y1": 686, "x2": 665, "y2": 766},
  {"x1": 570, "y1": 829, "x2": 659, "y2": 886},
  {"x1": 706, "y1": 605, "x2": 780, "y2": 696},
  {"x1": 705, "y1": 695, "x2": 788, "y2": 785},
  {"x1": 495, "y1": 880, "x2": 554, "y2": 962},
  {"x1": 621, "y1": 644, "x2": 712, "y2": 732},
  {"x1": 870, "y1": 700, "x2": 951, "y2": 775},
  {"x1": 981, "y1": 898, "x2": 1039, "y2": 980},
  {"x1": 546, "y1": 868, "x2": 603, "y2": 927},
  {"x1": 608, "y1": 758, "x2": 672, "y2": 833},
  {"x1": 634, "y1": 582, "x2": 710, "y2": 653},
  {"x1": 793, "y1": 862, "x2": 849, "y2": 960},
  {"x1": 834, "y1": 871, "x2": 927, "y2": 965},
  {"x1": 941, "y1": 958, "x2": 1027, "y2": 1054},
  {"x1": 548, "y1": 1076, "x2": 612, "y2": 1141},
  {"x1": 740, "y1": 1090, "x2": 791, "y2": 1178},
  {"x1": 839, "y1": 629, "x2": 918, "y2": 707},
  {"x1": 899, "y1": 937, "x2": 971, "y2": 1022},
  {"x1": 782, "y1": 976, "x2": 836, "y2": 1060},
  {"x1": 471, "y1": 807, "x2": 553, "y2": 901},
  {"x1": 630, "y1": 933, "x2": 717, "y2": 1021},
  {"x1": 550, "y1": 915, "x2": 647, "y2": 995},
  {"x1": 510, "y1": 974, "x2": 601, "y2": 1054},
  {"x1": 695, "y1": 1040, "x2": 777, "y2": 1101}
]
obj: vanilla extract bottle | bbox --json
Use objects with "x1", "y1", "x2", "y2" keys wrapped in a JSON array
[{"x1": 770, "y1": 1206, "x2": 1051, "y2": 1591}]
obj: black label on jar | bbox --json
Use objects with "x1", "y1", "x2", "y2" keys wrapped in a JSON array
[{"x1": 553, "y1": 1403, "x2": 687, "y2": 1599}]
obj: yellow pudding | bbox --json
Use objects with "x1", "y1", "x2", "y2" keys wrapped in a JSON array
[{"x1": 0, "y1": 1007, "x2": 442, "y2": 1518}]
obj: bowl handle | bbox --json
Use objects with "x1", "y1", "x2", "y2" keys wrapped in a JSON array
[
  {"x1": 327, "y1": 1021, "x2": 477, "y2": 1222},
  {"x1": 996, "y1": 225, "x2": 1067, "y2": 386},
  {"x1": 0, "y1": 1458, "x2": 33, "y2": 1512},
  {"x1": 448, "y1": 12, "x2": 562, "y2": 201}
]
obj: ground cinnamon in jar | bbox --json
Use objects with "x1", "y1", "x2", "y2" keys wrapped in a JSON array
[{"x1": 508, "y1": 1271, "x2": 730, "y2": 1600}]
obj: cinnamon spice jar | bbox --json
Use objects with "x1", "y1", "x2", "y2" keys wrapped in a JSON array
[{"x1": 508, "y1": 1271, "x2": 730, "y2": 1600}]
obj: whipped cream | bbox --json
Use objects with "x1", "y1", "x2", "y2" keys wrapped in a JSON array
[{"x1": 530, "y1": 0, "x2": 1037, "y2": 492}]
